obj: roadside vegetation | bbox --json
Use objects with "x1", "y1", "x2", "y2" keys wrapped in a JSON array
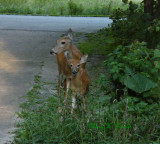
[
  {"x1": 13, "y1": 0, "x2": 160, "y2": 143},
  {"x1": 0, "y1": 0, "x2": 141, "y2": 16}
]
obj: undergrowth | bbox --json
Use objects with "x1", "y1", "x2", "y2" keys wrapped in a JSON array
[
  {"x1": 13, "y1": 67, "x2": 160, "y2": 143},
  {"x1": 79, "y1": 30, "x2": 110, "y2": 55}
]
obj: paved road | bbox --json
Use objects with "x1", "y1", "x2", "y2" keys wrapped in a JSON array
[
  {"x1": 0, "y1": 15, "x2": 112, "y2": 143},
  {"x1": 0, "y1": 15, "x2": 112, "y2": 32}
]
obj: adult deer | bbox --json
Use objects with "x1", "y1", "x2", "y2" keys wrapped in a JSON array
[
  {"x1": 64, "y1": 51, "x2": 90, "y2": 114},
  {"x1": 50, "y1": 29, "x2": 83, "y2": 107}
]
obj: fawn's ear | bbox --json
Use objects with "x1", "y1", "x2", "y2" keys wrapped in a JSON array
[
  {"x1": 80, "y1": 54, "x2": 88, "y2": 64},
  {"x1": 66, "y1": 28, "x2": 73, "y2": 40},
  {"x1": 64, "y1": 51, "x2": 71, "y2": 60}
]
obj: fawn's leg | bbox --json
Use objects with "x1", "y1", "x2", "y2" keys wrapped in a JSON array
[{"x1": 71, "y1": 94, "x2": 76, "y2": 114}]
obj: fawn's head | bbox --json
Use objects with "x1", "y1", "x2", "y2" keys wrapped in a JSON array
[
  {"x1": 50, "y1": 28, "x2": 73, "y2": 55},
  {"x1": 65, "y1": 51, "x2": 88, "y2": 77}
]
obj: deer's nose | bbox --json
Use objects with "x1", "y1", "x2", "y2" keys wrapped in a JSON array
[
  {"x1": 72, "y1": 71, "x2": 77, "y2": 76},
  {"x1": 50, "y1": 51, "x2": 53, "y2": 55}
]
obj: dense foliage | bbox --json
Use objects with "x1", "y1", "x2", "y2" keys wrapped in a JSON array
[
  {"x1": 79, "y1": 1, "x2": 160, "y2": 142},
  {"x1": 101, "y1": 2, "x2": 160, "y2": 142},
  {"x1": 105, "y1": 2, "x2": 160, "y2": 99}
]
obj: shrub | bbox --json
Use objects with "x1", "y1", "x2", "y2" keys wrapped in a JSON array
[
  {"x1": 105, "y1": 41, "x2": 160, "y2": 100},
  {"x1": 92, "y1": 2, "x2": 160, "y2": 106},
  {"x1": 68, "y1": 0, "x2": 83, "y2": 15},
  {"x1": 106, "y1": 2, "x2": 160, "y2": 50}
]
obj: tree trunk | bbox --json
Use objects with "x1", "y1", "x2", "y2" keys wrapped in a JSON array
[
  {"x1": 156, "y1": 0, "x2": 160, "y2": 18},
  {"x1": 144, "y1": 0, "x2": 154, "y2": 16}
]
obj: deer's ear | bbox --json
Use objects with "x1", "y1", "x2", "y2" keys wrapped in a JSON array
[
  {"x1": 66, "y1": 28, "x2": 73, "y2": 40},
  {"x1": 80, "y1": 54, "x2": 88, "y2": 64},
  {"x1": 64, "y1": 51, "x2": 71, "y2": 60}
]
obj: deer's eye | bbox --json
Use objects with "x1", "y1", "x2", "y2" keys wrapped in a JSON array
[
  {"x1": 70, "y1": 64, "x2": 73, "y2": 67},
  {"x1": 77, "y1": 64, "x2": 80, "y2": 68},
  {"x1": 61, "y1": 42, "x2": 65, "y2": 44}
]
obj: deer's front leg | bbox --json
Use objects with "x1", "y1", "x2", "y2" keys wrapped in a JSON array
[
  {"x1": 58, "y1": 74, "x2": 63, "y2": 113},
  {"x1": 82, "y1": 95, "x2": 87, "y2": 112},
  {"x1": 58, "y1": 74, "x2": 63, "y2": 102},
  {"x1": 64, "y1": 78, "x2": 70, "y2": 108}
]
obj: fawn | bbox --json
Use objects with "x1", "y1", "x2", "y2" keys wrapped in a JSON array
[
  {"x1": 50, "y1": 29, "x2": 83, "y2": 108},
  {"x1": 64, "y1": 51, "x2": 90, "y2": 114}
]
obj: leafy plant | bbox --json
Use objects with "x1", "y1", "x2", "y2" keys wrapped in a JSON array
[
  {"x1": 123, "y1": 73, "x2": 157, "y2": 93},
  {"x1": 105, "y1": 41, "x2": 160, "y2": 98}
]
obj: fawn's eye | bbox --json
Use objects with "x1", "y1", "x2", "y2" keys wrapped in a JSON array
[
  {"x1": 61, "y1": 42, "x2": 65, "y2": 44},
  {"x1": 77, "y1": 64, "x2": 80, "y2": 68},
  {"x1": 70, "y1": 64, "x2": 73, "y2": 67}
]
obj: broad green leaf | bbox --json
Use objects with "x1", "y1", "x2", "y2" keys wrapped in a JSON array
[
  {"x1": 123, "y1": 73, "x2": 157, "y2": 93},
  {"x1": 154, "y1": 49, "x2": 160, "y2": 58},
  {"x1": 124, "y1": 66, "x2": 134, "y2": 76}
]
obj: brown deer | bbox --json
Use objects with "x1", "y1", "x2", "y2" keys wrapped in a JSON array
[
  {"x1": 50, "y1": 29, "x2": 83, "y2": 108},
  {"x1": 64, "y1": 51, "x2": 90, "y2": 114}
]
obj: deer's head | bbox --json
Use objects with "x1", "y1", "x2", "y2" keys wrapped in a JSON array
[
  {"x1": 64, "y1": 51, "x2": 88, "y2": 77},
  {"x1": 50, "y1": 28, "x2": 73, "y2": 55}
]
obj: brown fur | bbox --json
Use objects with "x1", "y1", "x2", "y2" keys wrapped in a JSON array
[
  {"x1": 56, "y1": 44, "x2": 82, "y2": 77},
  {"x1": 65, "y1": 56, "x2": 90, "y2": 113},
  {"x1": 51, "y1": 30, "x2": 83, "y2": 107},
  {"x1": 70, "y1": 69, "x2": 90, "y2": 95}
]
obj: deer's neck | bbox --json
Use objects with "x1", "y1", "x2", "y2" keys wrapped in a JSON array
[{"x1": 67, "y1": 43, "x2": 73, "y2": 56}]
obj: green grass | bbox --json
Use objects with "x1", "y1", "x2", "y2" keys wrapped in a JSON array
[
  {"x1": 13, "y1": 60, "x2": 160, "y2": 144},
  {"x1": 0, "y1": 0, "x2": 142, "y2": 16}
]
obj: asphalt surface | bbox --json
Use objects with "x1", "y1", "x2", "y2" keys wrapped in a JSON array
[
  {"x1": 0, "y1": 15, "x2": 112, "y2": 143},
  {"x1": 0, "y1": 15, "x2": 112, "y2": 32}
]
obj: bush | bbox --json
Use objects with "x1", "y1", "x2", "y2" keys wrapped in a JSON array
[
  {"x1": 68, "y1": 0, "x2": 83, "y2": 15},
  {"x1": 97, "y1": 1, "x2": 159, "y2": 102},
  {"x1": 106, "y1": 2, "x2": 160, "y2": 50},
  {"x1": 105, "y1": 41, "x2": 160, "y2": 100}
]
